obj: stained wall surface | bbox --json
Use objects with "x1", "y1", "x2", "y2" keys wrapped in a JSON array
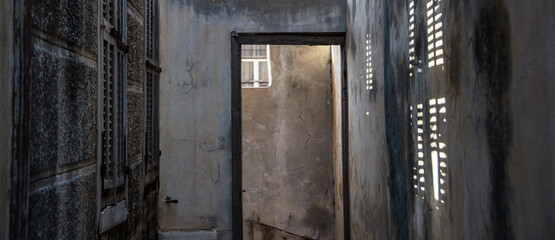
[
  {"x1": 241, "y1": 45, "x2": 335, "y2": 240},
  {"x1": 0, "y1": 0, "x2": 553, "y2": 239},
  {"x1": 345, "y1": 0, "x2": 390, "y2": 238},
  {"x1": 346, "y1": 0, "x2": 555, "y2": 239},
  {"x1": 0, "y1": 0, "x2": 13, "y2": 238},
  {"x1": 158, "y1": 1, "x2": 346, "y2": 238}
]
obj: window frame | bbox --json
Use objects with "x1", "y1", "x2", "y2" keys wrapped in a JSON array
[
  {"x1": 97, "y1": 0, "x2": 129, "y2": 234},
  {"x1": 144, "y1": 0, "x2": 161, "y2": 188},
  {"x1": 241, "y1": 44, "x2": 272, "y2": 88},
  {"x1": 144, "y1": 70, "x2": 160, "y2": 185}
]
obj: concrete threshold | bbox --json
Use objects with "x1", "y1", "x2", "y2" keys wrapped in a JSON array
[{"x1": 158, "y1": 228, "x2": 217, "y2": 240}]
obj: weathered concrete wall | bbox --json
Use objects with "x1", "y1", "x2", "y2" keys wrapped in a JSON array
[
  {"x1": 158, "y1": 1, "x2": 345, "y2": 238},
  {"x1": 241, "y1": 45, "x2": 335, "y2": 240},
  {"x1": 346, "y1": 0, "x2": 555, "y2": 239},
  {"x1": 0, "y1": 0, "x2": 13, "y2": 238},
  {"x1": 346, "y1": 0, "x2": 391, "y2": 238},
  {"x1": 502, "y1": 2, "x2": 555, "y2": 238}
]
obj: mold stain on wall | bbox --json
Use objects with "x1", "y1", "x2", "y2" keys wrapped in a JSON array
[
  {"x1": 474, "y1": 1, "x2": 514, "y2": 238},
  {"x1": 383, "y1": 0, "x2": 410, "y2": 238}
]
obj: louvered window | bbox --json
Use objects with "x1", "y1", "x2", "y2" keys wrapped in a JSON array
[
  {"x1": 145, "y1": 0, "x2": 161, "y2": 186},
  {"x1": 102, "y1": 0, "x2": 113, "y2": 23},
  {"x1": 146, "y1": 0, "x2": 159, "y2": 62},
  {"x1": 145, "y1": 71, "x2": 159, "y2": 184},
  {"x1": 99, "y1": 0, "x2": 128, "y2": 234}
]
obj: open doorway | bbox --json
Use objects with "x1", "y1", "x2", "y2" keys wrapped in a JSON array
[
  {"x1": 231, "y1": 33, "x2": 349, "y2": 240},
  {"x1": 242, "y1": 44, "x2": 333, "y2": 239}
]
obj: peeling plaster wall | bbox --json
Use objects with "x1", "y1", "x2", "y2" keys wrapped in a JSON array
[
  {"x1": 346, "y1": 0, "x2": 555, "y2": 239},
  {"x1": 0, "y1": 0, "x2": 13, "y2": 238},
  {"x1": 158, "y1": 1, "x2": 345, "y2": 238},
  {"x1": 241, "y1": 45, "x2": 335, "y2": 240}
]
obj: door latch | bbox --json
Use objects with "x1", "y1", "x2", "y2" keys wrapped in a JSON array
[{"x1": 164, "y1": 196, "x2": 178, "y2": 204}]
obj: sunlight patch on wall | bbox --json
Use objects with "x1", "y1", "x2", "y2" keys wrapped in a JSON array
[
  {"x1": 365, "y1": 34, "x2": 373, "y2": 91},
  {"x1": 410, "y1": 98, "x2": 448, "y2": 205},
  {"x1": 364, "y1": 34, "x2": 374, "y2": 116},
  {"x1": 408, "y1": 0, "x2": 416, "y2": 77},
  {"x1": 410, "y1": 104, "x2": 426, "y2": 197},
  {"x1": 429, "y1": 97, "x2": 447, "y2": 205},
  {"x1": 426, "y1": 0, "x2": 444, "y2": 68}
]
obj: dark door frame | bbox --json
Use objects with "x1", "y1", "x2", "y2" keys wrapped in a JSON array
[{"x1": 231, "y1": 32, "x2": 350, "y2": 240}]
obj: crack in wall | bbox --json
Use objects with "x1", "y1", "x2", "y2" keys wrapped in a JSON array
[
  {"x1": 291, "y1": 111, "x2": 325, "y2": 153},
  {"x1": 177, "y1": 51, "x2": 202, "y2": 96},
  {"x1": 173, "y1": 137, "x2": 226, "y2": 153}
]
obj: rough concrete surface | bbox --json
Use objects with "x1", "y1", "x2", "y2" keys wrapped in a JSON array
[
  {"x1": 128, "y1": 90, "x2": 145, "y2": 158},
  {"x1": 29, "y1": 46, "x2": 97, "y2": 173},
  {"x1": 128, "y1": 12, "x2": 145, "y2": 85},
  {"x1": 31, "y1": 0, "x2": 97, "y2": 53},
  {"x1": 241, "y1": 45, "x2": 335, "y2": 240},
  {"x1": 346, "y1": 0, "x2": 555, "y2": 239},
  {"x1": 158, "y1": 0, "x2": 345, "y2": 237},
  {"x1": 29, "y1": 170, "x2": 96, "y2": 240}
]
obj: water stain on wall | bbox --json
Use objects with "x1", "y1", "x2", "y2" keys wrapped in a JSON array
[
  {"x1": 473, "y1": 0, "x2": 514, "y2": 239},
  {"x1": 383, "y1": 0, "x2": 410, "y2": 238}
]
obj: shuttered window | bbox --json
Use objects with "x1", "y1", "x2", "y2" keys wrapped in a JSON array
[
  {"x1": 99, "y1": 0, "x2": 128, "y2": 234},
  {"x1": 146, "y1": 0, "x2": 159, "y2": 62},
  {"x1": 145, "y1": 0, "x2": 161, "y2": 186},
  {"x1": 145, "y1": 71, "x2": 159, "y2": 184}
]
